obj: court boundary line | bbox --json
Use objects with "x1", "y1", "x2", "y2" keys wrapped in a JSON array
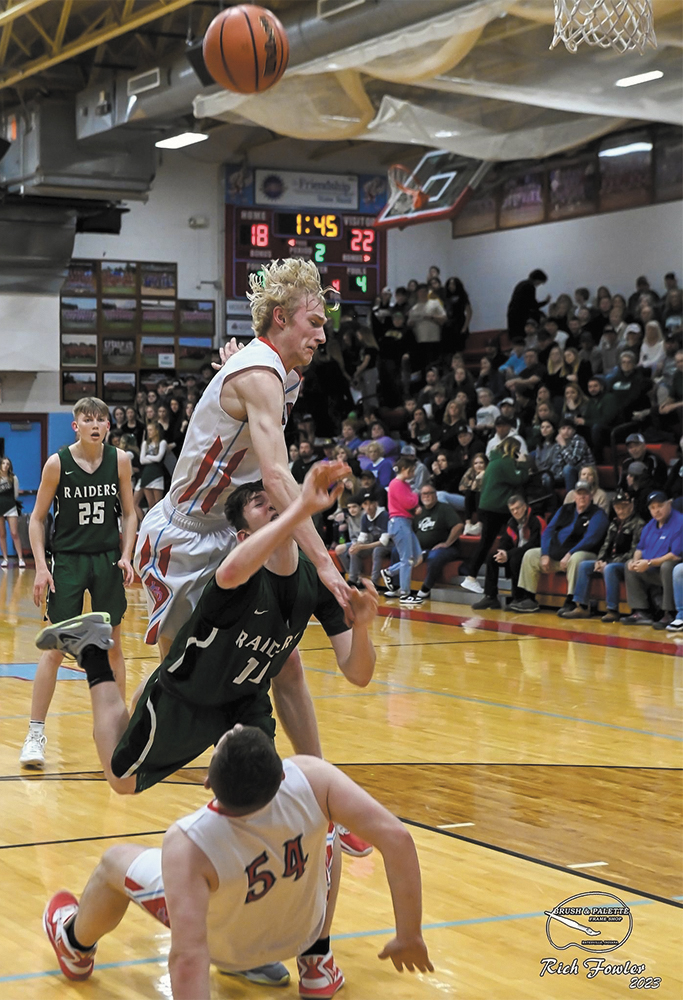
[
  {"x1": 377, "y1": 606, "x2": 683, "y2": 656},
  {"x1": 400, "y1": 816, "x2": 683, "y2": 909}
]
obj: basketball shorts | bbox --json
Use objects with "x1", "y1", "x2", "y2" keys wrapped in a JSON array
[
  {"x1": 123, "y1": 826, "x2": 335, "y2": 948},
  {"x1": 46, "y1": 549, "x2": 127, "y2": 626},
  {"x1": 111, "y1": 670, "x2": 276, "y2": 792},
  {"x1": 134, "y1": 494, "x2": 235, "y2": 645},
  {"x1": 0, "y1": 504, "x2": 19, "y2": 518}
]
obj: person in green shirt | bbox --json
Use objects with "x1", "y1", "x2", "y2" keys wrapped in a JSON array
[
  {"x1": 19, "y1": 397, "x2": 136, "y2": 770},
  {"x1": 34, "y1": 459, "x2": 377, "y2": 796}
]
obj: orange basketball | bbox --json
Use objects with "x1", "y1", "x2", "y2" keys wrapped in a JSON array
[{"x1": 202, "y1": 5, "x2": 289, "y2": 95}]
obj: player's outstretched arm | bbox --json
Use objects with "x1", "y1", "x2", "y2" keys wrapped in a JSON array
[
  {"x1": 299, "y1": 757, "x2": 433, "y2": 975},
  {"x1": 29, "y1": 454, "x2": 61, "y2": 607},
  {"x1": 216, "y1": 460, "x2": 348, "y2": 591},
  {"x1": 163, "y1": 825, "x2": 214, "y2": 1000},
  {"x1": 116, "y1": 450, "x2": 136, "y2": 586},
  {"x1": 328, "y1": 580, "x2": 378, "y2": 687},
  {"x1": 240, "y1": 371, "x2": 353, "y2": 616}
]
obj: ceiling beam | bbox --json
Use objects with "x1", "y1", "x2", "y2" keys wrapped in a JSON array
[
  {"x1": 0, "y1": 0, "x2": 50, "y2": 29},
  {"x1": 52, "y1": 0, "x2": 73, "y2": 54},
  {"x1": 0, "y1": 0, "x2": 197, "y2": 91}
]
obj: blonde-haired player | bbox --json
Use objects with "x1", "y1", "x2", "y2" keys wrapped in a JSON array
[{"x1": 133, "y1": 259, "x2": 369, "y2": 871}]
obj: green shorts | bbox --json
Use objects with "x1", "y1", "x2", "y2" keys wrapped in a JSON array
[
  {"x1": 46, "y1": 549, "x2": 127, "y2": 626},
  {"x1": 111, "y1": 672, "x2": 276, "y2": 793}
]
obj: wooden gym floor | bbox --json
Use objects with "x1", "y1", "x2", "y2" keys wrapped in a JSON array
[{"x1": 0, "y1": 566, "x2": 681, "y2": 998}]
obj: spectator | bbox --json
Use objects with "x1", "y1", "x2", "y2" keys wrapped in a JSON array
[
  {"x1": 638, "y1": 320, "x2": 665, "y2": 374},
  {"x1": 359, "y1": 421, "x2": 400, "y2": 460},
  {"x1": 510, "y1": 480, "x2": 608, "y2": 614},
  {"x1": 458, "y1": 452, "x2": 488, "y2": 529},
  {"x1": 430, "y1": 449, "x2": 463, "y2": 503},
  {"x1": 334, "y1": 495, "x2": 364, "y2": 578},
  {"x1": 561, "y1": 383, "x2": 587, "y2": 425},
  {"x1": 460, "y1": 436, "x2": 529, "y2": 594},
  {"x1": 549, "y1": 293, "x2": 574, "y2": 333},
  {"x1": 657, "y1": 349, "x2": 683, "y2": 438},
  {"x1": 381, "y1": 457, "x2": 422, "y2": 601},
  {"x1": 506, "y1": 268, "x2": 549, "y2": 340},
  {"x1": 574, "y1": 287, "x2": 591, "y2": 313},
  {"x1": 358, "y1": 442, "x2": 394, "y2": 489},
  {"x1": 444, "y1": 362, "x2": 478, "y2": 412},
  {"x1": 566, "y1": 315, "x2": 583, "y2": 349},
  {"x1": 407, "y1": 283, "x2": 447, "y2": 369},
  {"x1": 371, "y1": 285, "x2": 393, "y2": 339},
  {"x1": 486, "y1": 414, "x2": 529, "y2": 459},
  {"x1": 432, "y1": 399, "x2": 465, "y2": 453},
  {"x1": 585, "y1": 294, "x2": 613, "y2": 342},
  {"x1": 659, "y1": 561, "x2": 683, "y2": 631},
  {"x1": 594, "y1": 326, "x2": 620, "y2": 375},
  {"x1": 505, "y1": 348, "x2": 544, "y2": 395},
  {"x1": 628, "y1": 275, "x2": 660, "y2": 318},
  {"x1": 663, "y1": 436, "x2": 683, "y2": 512},
  {"x1": 137, "y1": 422, "x2": 168, "y2": 514},
  {"x1": 123, "y1": 406, "x2": 144, "y2": 448},
  {"x1": 375, "y1": 309, "x2": 414, "y2": 407},
  {"x1": 501, "y1": 338, "x2": 528, "y2": 379},
  {"x1": 333, "y1": 445, "x2": 361, "y2": 478},
  {"x1": 549, "y1": 419, "x2": 595, "y2": 491},
  {"x1": 450, "y1": 423, "x2": 485, "y2": 476},
  {"x1": 622, "y1": 492, "x2": 683, "y2": 626},
  {"x1": 534, "y1": 327, "x2": 557, "y2": 367},
  {"x1": 442, "y1": 275, "x2": 472, "y2": 354},
  {"x1": 625, "y1": 461, "x2": 655, "y2": 522},
  {"x1": 358, "y1": 469, "x2": 387, "y2": 507},
  {"x1": 579, "y1": 375, "x2": 619, "y2": 457},
  {"x1": 543, "y1": 315, "x2": 569, "y2": 351},
  {"x1": 544, "y1": 345, "x2": 566, "y2": 400},
  {"x1": 475, "y1": 355, "x2": 506, "y2": 401},
  {"x1": 416, "y1": 367, "x2": 442, "y2": 409},
  {"x1": 528, "y1": 403, "x2": 558, "y2": 449},
  {"x1": 290, "y1": 439, "x2": 319, "y2": 484},
  {"x1": 472, "y1": 494, "x2": 545, "y2": 610},
  {"x1": 350, "y1": 325, "x2": 380, "y2": 413},
  {"x1": 336, "y1": 419, "x2": 364, "y2": 455},
  {"x1": 473, "y1": 388, "x2": 500, "y2": 437},
  {"x1": 662, "y1": 288, "x2": 682, "y2": 333},
  {"x1": 561, "y1": 345, "x2": 592, "y2": 392},
  {"x1": 563, "y1": 488, "x2": 644, "y2": 621},
  {"x1": 618, "y1": 433, "x2": 667, "y2": 488},
  {"x1": 401, "y1": 483, "x2": 464, "y2": 606},
  {"x1": 408, "y1": 407, "x2": 440, "y2": 463},
  {"x1": 564, "y1": 464, "x2": 610, "y2": 515},
  {"x1": 532, "y1": 419, "x2": 558, "y2": 491},
  {"x1": 342, "y1": 490, "x2": 390, "y2": 587}
]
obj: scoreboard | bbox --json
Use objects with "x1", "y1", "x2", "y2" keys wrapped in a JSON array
[{"x1": 225, "y1": 205, "x2": 386, "y2": 302}]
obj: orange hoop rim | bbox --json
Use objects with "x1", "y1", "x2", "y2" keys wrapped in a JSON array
[{"x1": 388, "y1": 163, "x2": 429, "y2": 211}]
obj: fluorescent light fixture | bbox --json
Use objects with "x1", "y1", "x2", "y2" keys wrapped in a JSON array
[
  {"x1": 615, "y1": 70, "x2": 663, "y2": 88},
  {"x1": 155, "y1": 132, "x2": 208, "y2": 149},
  {"x1": 599, "y1": 141, "x2": 653, "y2": 158},
  {"x1": 434, "y1": 130, "x2": 459, "y2": 138}
]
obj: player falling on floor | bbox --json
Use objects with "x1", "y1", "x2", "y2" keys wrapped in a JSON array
[
  {"x1": 43, "y1": 725, "x2": 433, "y2": 999},
  {"x1": 36, "y1": 461, "x2": 377, "y2": 798},
  {"x1": 133, "y1": 257, "x2": 370, "y2": 858},
  {"x1": 19, "y1": 397, "x2": 136, "y2": 769}
]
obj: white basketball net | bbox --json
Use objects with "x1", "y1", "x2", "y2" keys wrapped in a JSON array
[{"x1": 551, "y1": 0, "x2": 657, "y2": 53}]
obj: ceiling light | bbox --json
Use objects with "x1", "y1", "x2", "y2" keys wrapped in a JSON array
[
  {"x1": 598, "y1": 141, "x2": 653, "y2": 158},
  {"x1": 155, "y1": 132, "x2": 209, "y2": 149},
  {"x1": 434, "y1": 130, "x2": 459, "y2": 138},
  {"x1": 615, "y1": 70, "x2": 663, "y2": 88}
]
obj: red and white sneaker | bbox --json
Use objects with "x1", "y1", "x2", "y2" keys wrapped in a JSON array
[
  {"x1": 337, "y1": 825, "x2": 373, "y2": 857},
  {"x1": 297, "y1": 951, "x2": 344, "y2": 999},
  {"x1": 43, "y1": 891, "x2": 97, "y2": 981}
]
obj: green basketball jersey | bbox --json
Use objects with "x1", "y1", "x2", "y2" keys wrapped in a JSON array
[
  {"x1": 158, "y1": 553, "x2": 348, "y2": 707},
  {"x1": 52, "y1": 444, "x2": 121, "y2": 554}
]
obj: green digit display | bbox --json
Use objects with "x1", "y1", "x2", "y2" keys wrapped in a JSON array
[
  {"x1": 354, "y1": 275, "x2": 367, "y2": 293},
  {"x1": 314, "y1": 243, "x2": 326, "y2": 263}
]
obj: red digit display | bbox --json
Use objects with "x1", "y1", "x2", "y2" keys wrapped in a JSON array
[
  {"x1": 350, "y1": 228, "x2": 362, "y2": 252},
  {"x1": 251, "y1": 223, "x2": 269, "y2": 247},
  {"x1": 361, "y1": 229, "x2": 375, "y2": 252}
]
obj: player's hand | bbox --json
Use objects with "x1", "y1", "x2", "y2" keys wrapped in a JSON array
[
  {"x1": 118, "y1": 556, "x2": 135, "y2": 586},
  {"x1": 33, "y1": 567, "x2": 55, "y2": 608},
  {"x1": 211, "y1": 338, "x2": 242, "y2": 371},
  {"x1": 318, "y1": 560, "x2": 355, "y2": 623},
  {"x1": 378, "y1": 935, "x2": 434, "y2": 974},
  {"x1": 349, "y1": 578, "x2": 379, "y2": 627},
  {"x1": 300, "y1": 460, "x2": 350, "y2": 516}
]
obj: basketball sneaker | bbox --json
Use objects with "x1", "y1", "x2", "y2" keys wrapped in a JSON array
[
  {"x1": 380, "y1": 568, "x2": 399, "y2": 598},
  {"x1": 297, "y1": 950, "x2": 344, "y2": 999},
  {"x1": 35, "y1": 613, "x2": 113, "y2": 663},
  {"x1": 43, "y1": 891, "x2": 97, "y2": 981},
  {"x1": 337, "y1": 825, "x2": 373, "y2": 857},
  {"x1": 19, "y1": 729, "x2": 47, "y2": 768},
  {"x1": 222, "y1": 962, "x2": 290, "y2": 986}
]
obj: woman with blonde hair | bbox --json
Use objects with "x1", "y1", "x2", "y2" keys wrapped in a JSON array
[
  {"x1": 563, "y1": 464, "x2": 610, "y2": 514},
  {"x1": 639, "y1": 320, "x2": 665, "y2": 373},
  {"x1": 561, "y1": 345, "x2": 592, "y2": 392},
  {"x1": 0, "y1": 456, "x2": 26, "y2": 568},
  {"x1": 137, "y1": 421, "x2": 168, "y2": 517},
  {"x1": 561, "y1": 383, "x2": 587, "y2": 423},
  {"x1": 544, "y1": 344, "x2": 567, "y2": 399}
]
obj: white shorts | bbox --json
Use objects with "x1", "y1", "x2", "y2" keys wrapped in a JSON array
[
  {"x1": 0, "y1": 506, "x2": 18, "y2": 518},
  {"x1": 136, "y1": 477, "x2": 164, "y2": 492},
  {"x1": 134, "y1": 494, "x2": 235, "y2": 645}
]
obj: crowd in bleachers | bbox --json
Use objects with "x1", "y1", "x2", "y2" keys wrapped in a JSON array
[{"x1": 287, "y1": 265, "x2": 683, "y2": 630}]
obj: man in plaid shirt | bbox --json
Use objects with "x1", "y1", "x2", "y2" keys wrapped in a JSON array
[{"x1": 550, "y1": 419, "x2": 595, "y2": 491}]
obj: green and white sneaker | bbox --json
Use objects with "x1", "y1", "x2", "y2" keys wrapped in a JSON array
[
  {"x1": 220, "y1": 963, "x2": 290, "y2": 987},
  {"x1": 35, "y1": 613, "x2": 113, "y2": 663}
]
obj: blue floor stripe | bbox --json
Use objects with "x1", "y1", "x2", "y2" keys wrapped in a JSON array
[
  {"x1": 306, "y1": 666, "x2": 683, "y2": 742},
  {"x1": 0, "y1": 897, "x2": 672, "y2": 984}
]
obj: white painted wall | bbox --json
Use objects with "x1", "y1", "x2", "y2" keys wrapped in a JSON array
[{"x1": 387, "y1": 200, "x2": 683, "y2": 330}]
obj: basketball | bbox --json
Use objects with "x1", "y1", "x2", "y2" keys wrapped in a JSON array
[{"x1": 202, "y1": 4, "x2": 289, "y2": 95}]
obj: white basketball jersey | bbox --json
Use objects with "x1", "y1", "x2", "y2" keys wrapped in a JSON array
[
  {"x1": 169, "y1": 338, "x2": 301, "y2": 526},
  {"x1": 176, "y1": 760, "x2": 329, "y2": 972}
]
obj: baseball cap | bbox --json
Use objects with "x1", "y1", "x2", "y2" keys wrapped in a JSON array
[
  {"x1": 574, "y1": 480, "x2": 592, "y2": 493},
  {"x1": 647, "y1": 490, "x2": 668, "y2": 504},
  {"x1": 500, "y1": 397, "x2": 515, "y2": 406},
  {"x1": 627, "y1": 461, "x2": 647, "y2": 476},
  {"x1": 613, "y1": 488, "x2": 633, "y2": 504},
  {"x1": 400, "y1": 444, "x2": 417, "y2": 456},
  {"x1": 524, "y1": 318, "x2": 539, "y2": 328},
  {"x1": 494, "y1": 414, "x2": 513, "y2": 427},
  {"x1": 626, "y1": 433, "x2": 645, "y2": 444},
  {"x1": 456, "y1": 423, "x2": 472, "y2": 435},
  {"x1": 360, "y1": 490, "x2": 377, "y2": 503}
]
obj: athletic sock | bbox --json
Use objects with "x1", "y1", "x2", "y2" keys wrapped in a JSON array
[
  {"x1": 28, "y1": 720, "x2": 45, "y2": 734},
  {"x1": 81, "y1": 645, "x2": 115, "y2": 688},
  {"x1": 64, "y1": 916, "x2": 95, "y2": 953},
  {"x1": 301, "y1": 936, "x2": 330, "y2": 957}
]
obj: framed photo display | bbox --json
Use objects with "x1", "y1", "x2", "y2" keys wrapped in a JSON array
[
  {"x1": 103, "y1": 372, "x2": 137, "y2": 404},
  {"x1": 62, "y1": 370, "x2": 98, "y2": 403}
]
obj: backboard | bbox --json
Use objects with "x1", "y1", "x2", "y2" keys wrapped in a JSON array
[{"x1": 373, "y1": 152, "x2": 491, "y2": 231}]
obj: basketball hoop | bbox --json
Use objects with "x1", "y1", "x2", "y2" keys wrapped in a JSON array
[
  {"x1": 551, "y1": 0, "x2": 656, "y2": 53},
  {"x1": 387, "y1": 164, "x2": 430, "y2": 215}
]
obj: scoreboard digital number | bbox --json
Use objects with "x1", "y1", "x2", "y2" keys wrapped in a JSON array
[{"x1": 227, "y1": 206, "x2": 385, "y2": 303}]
